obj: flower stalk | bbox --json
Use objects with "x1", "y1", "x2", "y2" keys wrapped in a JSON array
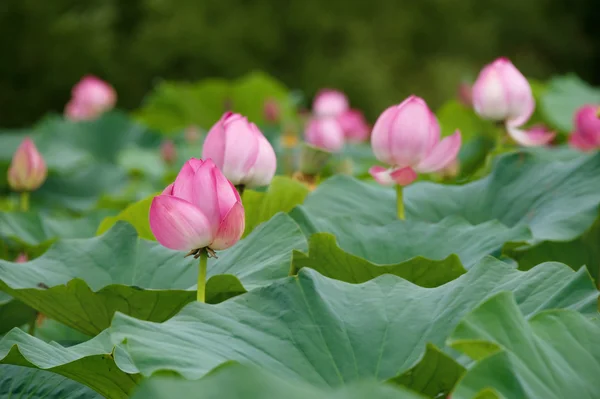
[
  {"x1": 197, "y1": 249, "x2": 208, "y2": 303},
  {"x1": 396, "y1": 184, "x2": 405, "y2": 220},
  {"x1": 20, "y1": 191, "x2": 29, "y2": 212}
]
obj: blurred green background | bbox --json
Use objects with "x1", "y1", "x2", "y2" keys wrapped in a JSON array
[{"x1": 1, "y1": 0, "x2": 599, "y2": 127}]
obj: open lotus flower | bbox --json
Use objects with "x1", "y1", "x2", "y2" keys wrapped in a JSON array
[
  {"x1": 569, "y1": 105, "x2": 600, "y2": 151},
  {"x1": 369, "y1": 96, "x2": 461, "y2": 186},
  {"x1": 202, "y1": 112, "x2": 277, "y2": 188},
  {"x1": 337, "y1": 109, "x2": 370, "y2": 142},
  {"x1": 149, "y1": 159, "x2": 245, "y2": 254},
  {"x1": 65, "y1": 75, "x2": 116, "y2": 121},
  {"x1": 312, "y1": 89, "x2": 349, "y2": 117},
  {"x1": 304, "y1": 116, "x2": 345, "y2": 152},
  {"x1": 472, "y1": 58, "x2": 534, "y2": 127},
  {"x1": 7, "y1": 138, "x2": 47, "y2": 192}
]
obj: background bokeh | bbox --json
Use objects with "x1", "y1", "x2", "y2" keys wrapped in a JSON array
[{"x1": 1, "y1": 0, "x2": 599, "y2": 127}]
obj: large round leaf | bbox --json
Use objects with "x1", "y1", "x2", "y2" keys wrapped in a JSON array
[
  {"x1": 450, "y1": 292, "x2": 600, "y2": 399},
  {"x1": 0, "y1": 364, "x2": 102, "y2": 398},
  {"x1": 305, "y1": 151, "x2": 600, "y2": 243},
  {"x1": 96, "y1": 195, "x2": 155, "y2": 240},
  {"x1": 0, "y1": 214, "x2": 306, "y2": 335},
  {"x1": 0, "y1": 329, "x2": 139, "y2": 399},
  {"x1": 110, "y1": 258, "x2": 596, "y2": 392},
  {"x1": 132, "y1": 363, "x2": 424, "y2": 399}
]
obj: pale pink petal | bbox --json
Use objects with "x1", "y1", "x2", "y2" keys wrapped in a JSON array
[
  {"x1": 390, "y1": 167, "x2": 418, "y2": 186},
  {"x1": 304, "y1": 117, "x2": 345, "y2": 152},
  {"x1": 569, "y1": 131, "x2": 598, "y2": 151},
  {"x1": 71, "y1": 75, "x2": 116, "y2": 113},
  {"x1": 149, "y1": 195, "x2": 214, "y2": 251},
  {"x1": 201, "y1": 113, "x2": 230, "y2": 169},
  {"x1": 502, "y1": 60, "x2": 535, "y2": 127},
  {"x1": 416, "y1": 130, "x2": 462, "y2": 173},
  {"x1": 472, "y1": 65, "x2": 509, "y2": 121},
  {"x1": 210, "y1": 202, "x2": 245, "y2": 250},
  {"x1": 161, "y1": 183, "x2": 175, "y2": 195},
  {"x1": 506, "y1": 125, "x2": 555, "y2": 147},
  {"x1": 370, "y1": 106, "x2": 398, "y2": 165},
  {"x1": 172, "y1": 159, "x2": 203, "y2": 203},
  {"x1": 313, "y1": 89, "x2": 349, "y2": 117},
  {"x1": 337, "y1": 109, "x2": 370, "y2": 142},
  {"x1": 506, "y1": 89, "x2": 534, "y2": 127},
  {"x1": 211, "y1": 164, "x2": 241, "y2": 220},
  {"x1": 369, "y1": 165, "x2": 417, "y2": 186},
  {"x1": 189, "y1": 160, "x2": 221, "y2": 231},
  {"x1": 389, "y1": 96, "x2": 438, "y2": 168},
  {"x1": 244, "y1": 130, "x2": 277, "y2": 188}
]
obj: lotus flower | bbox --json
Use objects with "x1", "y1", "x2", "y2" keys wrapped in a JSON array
[
  {"x1": 569, "y1": 105, "x2": 600, "y2": 151},
  {"x1": 65, "y1": 75, "x2": 116, "y2": 121},
  {"x1": 202, "y1": 112, "x2": 277, "y2": 188},
  {"x1": 369, "y1": 96, "x2": 461, "y2": 186},
  {"x1": 15, "y1": 253, "x2": 28, "y2": 263},
  {"x1": 337, "y1": 109, "x2": 370, "y2": 142},
  {"x1": 149, "y1": 159, "x2": 245, "y2": 253},
  {"x1": 304, "y1": 117, "x2": 345, "y2": 152},
  {"x1": 312, "y1": 89, "x2": 349, "y2": 117},
  {"x1": 472, "y1": 58, "x2": 534, "y2": 127},
  {"x1": 7, "y1": 138, "x2": 47, "y2": 191}
]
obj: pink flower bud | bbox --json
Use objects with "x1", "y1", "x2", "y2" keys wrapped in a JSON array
[
  {"x1": 7, "y1": 138, "x2": 47, "y2": 192},
  {"x1": 312, "y1": 89, "x2": 349, "y2": 117},
  {"x1": 369, "y1": 95, "x2": 462, "y2": 186},
  {"x1": 65, "y1": 75, "x2": 116, "y2": 121},
  {"x1": 506, "y1": 124, "x2": 555, "y2": 147},
  {"x1": 304, "y1": 117, "x2": 345, "y2": 152},
  {"x1": 15, "y1": 253, "x2": 28, "y2": 263},
  {"x1": 149, "y1": 158, "x2": 245, "y2": 252},
  {"x1": 263, "y1": 98, "x2": 280, "y2": 124},
  {"x1": 337, "y1": 109, "x2": 371, "y2": 142},
  {"x1": 160, "y1": 140, "x2": 177, "y2": 165},
  {"x1": 202, "y1": 112, "x2": 277, "y2": 188},
  {"x1": 569, "y1": 105, "x2": 600, "y2": 151},
  {"x1": 472, "y1": 58, "x2": 534, "y2": 127}
]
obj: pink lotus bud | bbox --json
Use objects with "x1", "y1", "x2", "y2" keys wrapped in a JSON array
[
  {"x1": 457, "y1": 82, "x2": 473, "y2": 108},
  {"x1": 304, "y1": 117, "x2": 345, "y2": 152},
  {"x1": 569, "y1": 105, "x2": 600, "y2": 151},
  {"x1": 161, "y1": 140, "x2": 177, "y2": 165},
  {"x1": 369, "y1": 95, "x2": 462, "y2": 186},
  {"x1": 65, "y1": 75, "x2": 116, "y2": 121},
  {"x1": 472, "y1": 58, "x2": 534, "y2": 127},
  {"x1": 149, "y1": 158, "x2": 245, "y2": 252},
  {"x1": 263, "y1": 98, "x2": 280, "y2": 124},
  {"x1": 312, "y1": 89, "x2": 349, "y2": 117},
  {"x1": 337, "y1": 109, "x2": 371, "y2": 142},
  {"x1": 15, "y1": 253, "x2": 28, "y2": 263},
  {"x1": 7, "y1": 138, "x2": 47, "y2": 192},
  {"x1": 505, "y1": 124, "x2": 556, "y2": 147},
  {"x1": 202, "y1": 112, "x2": 277, "y2": 188}
]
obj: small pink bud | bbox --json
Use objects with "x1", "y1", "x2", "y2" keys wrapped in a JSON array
[
  {"x1": 568, "y1": 104, "x2": 600, "y2": 151},
  {"x1": 304, "y1": 117, "x2": 345, "y2": 152},
  {"x1": 202, "y1": 112, "x2": 277, "y2": 188},
  {"x1": 457, "y1": 82, "x2": 473, "y2": 108},
  {"x1": 263, "y1": 98, "x2": 280, "y2": 124},
  {"x1": 472, "y1": 58, "x2": 534, "y2": 127},
  {"x1": 337, "y1": 109, "x2": 371, "y2": 142},
  {"x1": 312, "y1": 89, "x2": 349, "y2": 117},
  {"x1": 15, "y1": 253, "x2": 28, "y2": 263},
  {"x1": 149, "y1": 158, "x2": 245, "y2": 252},
  {"x1": 369, "y1": 95, "x2": 462, "y2": 187},
  {"x1": 7, "y1": 138, "x2": 47, "y2": 192},
  {"x1": 65, "y1": 75, "x2": 116, "y2": 121},
  {"x1": 160, "y1": 140, "x2": 177, "y2": 165}
]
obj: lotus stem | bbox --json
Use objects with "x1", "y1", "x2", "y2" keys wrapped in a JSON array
[
  {"x1": 396, "y1": 184, "x2": 405, "y2": 220},
  {"x1": 20, "y1": 192, "x2": 29, "y2": 212},
  {"x1": 197, "y1": 250, "x2": 208, "y2": 302}
]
